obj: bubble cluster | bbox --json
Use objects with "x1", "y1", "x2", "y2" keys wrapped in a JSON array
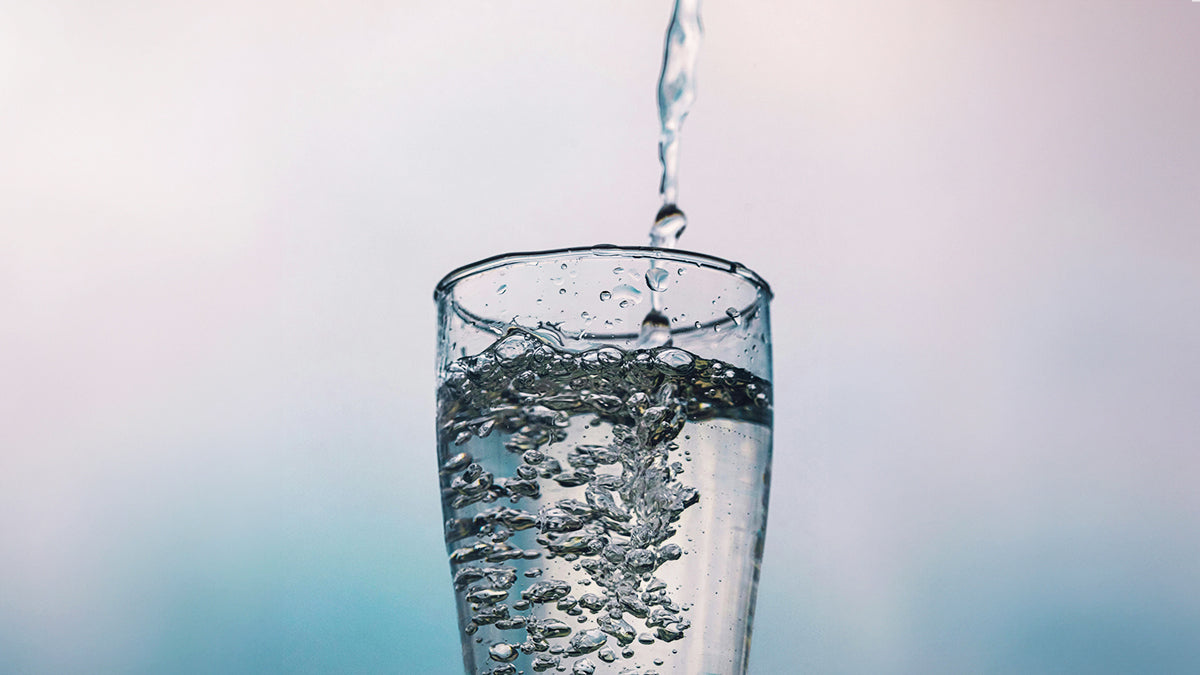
[{"x1": 438, "y1": 328, "x2": 771, "y2": 673}]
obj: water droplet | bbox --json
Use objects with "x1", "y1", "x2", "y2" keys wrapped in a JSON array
[
  {"x1": 612, "y1": 266, "x2": 624, "y2": 275},
  {"x1": 645, "y1": 267, "x2": 670, "y2": 292},
  {"x1": 572, "y1": 658, "x2": 597, "y2": 675},
  {"x1": 649, "y1": 204, "x2": 687, "y2": 248},
  {"x1": 599, "y1": 290, "x2": 612, "y2": 302},
  {"x1": 725, "y1": 307, "x2": 742, "y2": 326},
  {"x1": 611, "y1": 284, "x2": 642, "y2": 307},
  {"x1": 559, "y1": 288, "x2": 567, "y2": 295},
  {"x1": 496, "y1": 284, "x2": 507, "y2": 295},
  {"x1": 636, "y1": 310, "x2": 672, "y2": 349},
  {"x1": 560, "y1": 263, "x2": 568, "y2": 270}
]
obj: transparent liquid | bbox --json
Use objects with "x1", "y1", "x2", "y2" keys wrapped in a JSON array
[
  {"x1": 438, "y1": 328, "x2": 772, "y2": 675},
  {"x1": 646, "y1": 0, "x2": 703, "y2": 330},
  {"x1": 655, "y1": 0, "x2": 703, "y2": 218}
]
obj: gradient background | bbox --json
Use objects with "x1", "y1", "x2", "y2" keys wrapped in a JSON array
[{"x1": 2, "y1": 1, "x2": 1199, "y2": 673}]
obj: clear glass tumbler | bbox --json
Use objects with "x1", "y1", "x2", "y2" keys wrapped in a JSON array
[{"x1": 434, "y1": 245, "x2": 773, "y2": 675}]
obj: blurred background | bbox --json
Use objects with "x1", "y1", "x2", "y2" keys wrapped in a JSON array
[{"x1": 2, "y1": 1, "x2": 1198, "y2": 673}]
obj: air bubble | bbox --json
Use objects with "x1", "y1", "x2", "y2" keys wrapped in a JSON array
[
  {"x1": 440, "y1": 452, "x2": 472, "y2": 473},
  {"x1": 597, "y1": 615, "x2": 637, "y2": 645},
  {"x1": 600, "y1": 291, "x2": 612, "y2": 301},
  {"x1": 656, "y1": 622, "x2": 687, "y2": 642},
  {"x1": 523, "y1": 579, "x2": 572, "y2": 603},
  {"x1": 489, "y1": 642, "x2": 518, "y2": 662},
  {"x1": 655, "y1": 349, "x2": 693, "y2": 370},
  {"x1": 568, "y1": 629, "x2": 608, "y2": 654},
  {"x1": 578, "y1": 593, "x2": 605, "y2": 612},
  {"x1": 496, "y1": 334, "x2": 531, "y2": 360},
  {"x1": 467, "y1": 587, "x2": 508, "y2": 605},
  {"x1": 539, "y1": 618, "x2": 573, "y2": 638}
]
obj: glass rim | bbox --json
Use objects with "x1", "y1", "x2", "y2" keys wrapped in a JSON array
[{"x1": 433, "y1": 244, "x2": 773, "y2": 301}]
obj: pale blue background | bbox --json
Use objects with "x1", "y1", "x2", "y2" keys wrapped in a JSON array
[{"x1": 2, "y1": 1, "x2": 1198, "y2": 673}]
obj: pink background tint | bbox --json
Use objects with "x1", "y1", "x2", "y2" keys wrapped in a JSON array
[{"x1": 2, "y1": 1, "x2": 1198, "y2": 673}]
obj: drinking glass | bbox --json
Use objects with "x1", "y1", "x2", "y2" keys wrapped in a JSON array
[{"x1": 434, "y1": 245, "x2": 773, "y2": 675}]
